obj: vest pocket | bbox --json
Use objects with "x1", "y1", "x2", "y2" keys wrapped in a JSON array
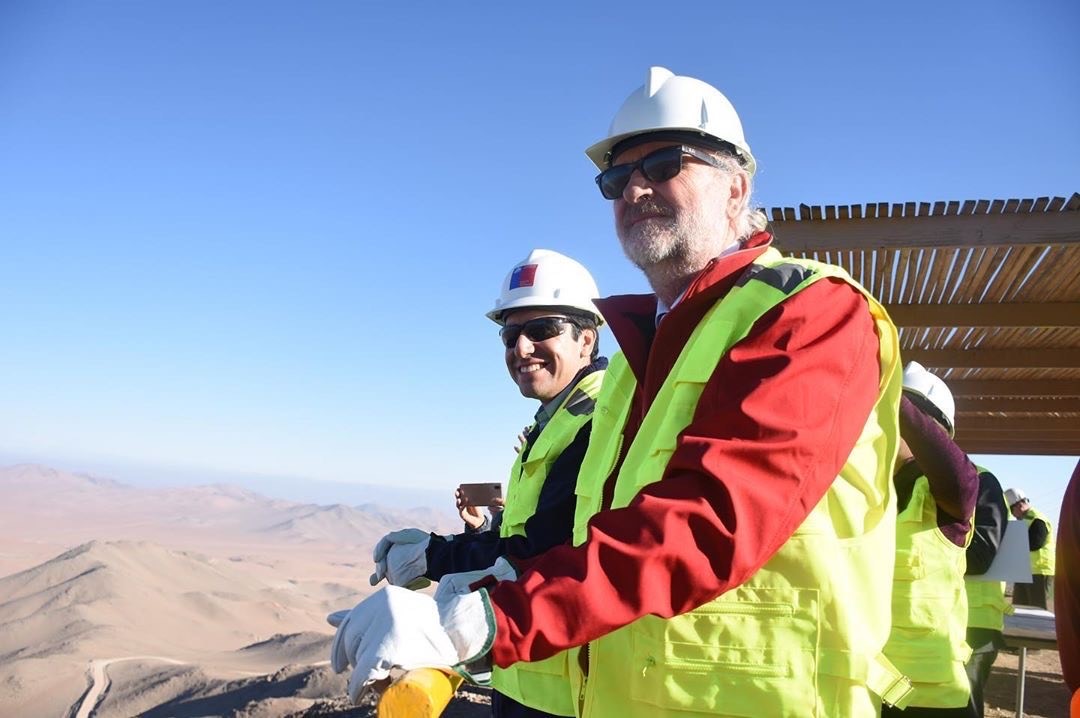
[
  {"x1": 618, "y1": 387, "x2": 701, "y2": 505},
  {"x1": 627, "y1": 588, "x2": 819, "y2": 716},
  {"x1": 892, "y1": 642, "x2": 967, "y2": 683},
  {"x1": 518, "y1": 650, "x2": 569, "y2": 675},
  {"x1": 494, "y1": 654, "x2": 575, "y2": 716},
  {"x1": 890, "y1": 564, "x2": 956, "y2": 629},
  {"x1": 503, "y1": 452, "x2": 549, "y2": 532}
]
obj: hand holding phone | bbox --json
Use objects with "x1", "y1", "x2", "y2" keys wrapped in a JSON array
[{"x1": 456, "y1": 482, "x2": 503, "y2": 508}]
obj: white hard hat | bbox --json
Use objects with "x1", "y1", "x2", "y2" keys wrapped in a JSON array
[
  {"x1": 1004, "y1": 488, "x2": 1027, "y2": 507},
  {"x1": 902, "y1": 361, "x2": 956, "y2": 436},
  {"x1": 585, "y1": 66, "x2": 756, "y2": 175},
  {"x1": 487, "y1": 249, "x2": 604, "y2": 326}
]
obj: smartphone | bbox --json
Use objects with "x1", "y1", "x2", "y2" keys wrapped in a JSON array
[{"x1": 458, "y1": 482, "x2": 503, "y2": 507}]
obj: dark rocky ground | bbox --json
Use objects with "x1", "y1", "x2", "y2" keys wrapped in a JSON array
[
  {"x1": 290, "y1": 683, "x2": 491, "y2": 717},
  {"x1": 293, "y1": 652, "x2": 1071, "y2": 718},
  {"x1": 101, "y1": 650, "x2": 1069, "y2": 717}
]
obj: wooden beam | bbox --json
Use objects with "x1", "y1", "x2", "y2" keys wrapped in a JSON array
[
  {"x1": 958, "y1": 433, "x2": 1080, "y2": 443},
  {"x1": 887, "y1": 303, "x2": 1080, "y2": 328},
  {"x1": 958, "y1": 436, "x2": 1079, "y2": 444},
  {"x1": 956, "y1": 439, "x2": 1080, "y2": 456},
  {"x1": 957, "y1": 433, "x2": 1080, "y2": 446},
  {"x1": 947, "y1": 379, "x2": 1080, "y2": 397},
  {"x1": 956, "y1": 397, "x2": 1080, "y2": 412},
  {"x1": 769, "y1": 206, "x2": 1080, "y2": 251},
  {"x1": 958, "y1": 416, "x2": 1080, "y2": 432},
  {"x1": 904, "y1": 347, "x2": 1080, "y2": 369},
  {"x1": 957, "y1": 426, "x2": 1080, "y2": 436}
]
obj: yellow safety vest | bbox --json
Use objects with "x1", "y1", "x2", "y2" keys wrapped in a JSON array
[
  {"x1": 885, "y1": 473, "x2": 973, "y2": 707},
  {"x1": 966, "y1": 578, "x2": 1010, "y2": 632},
  {"x1": 1023, "y1": 507, "x2": 1056, "y2": 576},
  {"x1": 570, "y1": 248, "x2": 908, "y2": 718},
  {"x1": 965, "y1": 470, "x2": 1010, "y2": 632},
  {"x1": 493, "y1": 369, "x2": 605, "y2": 716}
]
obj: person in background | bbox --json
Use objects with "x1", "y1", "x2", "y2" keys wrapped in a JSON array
[
  {"x1": 883, "y1": 362, "x2": 978, "y2": 717},
  {"x1": 365, "y1": 248, "x2": 608, "y2": 718},
  {"x1": 331, "y1": 66, "x2": 906, "y2": 718},
  {"x1": 961, "y1": 463, "x2": 1010, "y2": 718},
  {"x1": 1056, "y1": 459, "x2": 1080, "y2": 695},
  {"x1": 1006, "y1": 487, "x2": 1056, "y2": 609},
  {"x1": 458, "y1": 487, "x2": 504, "y2": 533},
  {"x1": 459, "y1": 429, "x2": 523, "y2": 531}
]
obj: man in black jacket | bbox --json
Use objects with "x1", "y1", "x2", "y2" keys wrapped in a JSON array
[
  {"x1": 964, "y1": 469, "x2": 1010, "y2": 718},
  {"x1": 1005, "y1": 487, "x2": 1056, "y2": 610}
]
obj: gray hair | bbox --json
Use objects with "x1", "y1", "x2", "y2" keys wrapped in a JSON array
[{"x1": 709, "y1": 152, "x2": 768, "y2": 242}]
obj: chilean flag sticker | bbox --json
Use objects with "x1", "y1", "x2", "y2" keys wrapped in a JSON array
[{"x1": 509, "y1": 264, "x2": 538, "y2": 290}]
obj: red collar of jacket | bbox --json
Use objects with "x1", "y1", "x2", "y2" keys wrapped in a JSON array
[{"x1": 595, "y1": 231, "x2": 774, "y2": 390}]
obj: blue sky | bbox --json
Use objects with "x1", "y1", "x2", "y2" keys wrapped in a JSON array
[{"x1": 1, "y1": 1, "x2": 1077, "y2": 520}]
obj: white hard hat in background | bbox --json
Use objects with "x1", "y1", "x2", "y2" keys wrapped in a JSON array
[
  {"x1": 585, "y1": 66, "x2": 756, "y2": 175},
  {"x1": 902, "y1": 361, "x2": 956, "y2": 437},
  {"x1": 486, "y1": 249, "x2": 604, "y2": 326},
  {"x1": 1004, "y1": 488, "x2": 1027, "y2": 507}
]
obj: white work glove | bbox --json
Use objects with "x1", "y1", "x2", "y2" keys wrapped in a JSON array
[
  {"x1": 370, "y1": 528, "x2": 432, "y2": 589},
  {"x1": 434, "y1": 556, "x2": 518, "y2": 601},
  {"x1": 328, "y1": 585, "x2": 496, "y2": 704}
]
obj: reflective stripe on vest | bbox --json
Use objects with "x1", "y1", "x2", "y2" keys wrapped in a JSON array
[
  {"x1": 1024, "y1": 508, "x2": 1056, "y2": 575},
  {"x1": 885, "y1": 475, "x2": 973, "y2": 707},
  {"x1": 965, "y1": 468, "x2": 1010, "y2": 632},
  {"x1": 492, "y1": 369, "x2": 604, "y2": 716},
  {"x1": 571, "y1": 248, "x2": 905, "y2": 718}
]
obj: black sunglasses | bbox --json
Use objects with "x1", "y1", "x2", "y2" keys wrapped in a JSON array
[
  {"x1": 595, "y1": 144, "x2": 725, "y2": 200},
  {"x1": 499, "y1": 317, "x2": 573, "y2": 348}
]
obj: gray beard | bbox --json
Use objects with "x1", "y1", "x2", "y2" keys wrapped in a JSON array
[
  {"x1": 620, "y1": 218, "x2": 684, "y2": 269},
  {"x1": 617, "y1": 199, "x2": 741, "y2": 305},
  {"x1": 618, "y1": 208, "x2": 711, "y2": 278}
]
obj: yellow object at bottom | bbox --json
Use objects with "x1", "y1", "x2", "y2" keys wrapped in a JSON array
[{"x1": 378, "y1": 668, "x2": 463, "y2": 718}]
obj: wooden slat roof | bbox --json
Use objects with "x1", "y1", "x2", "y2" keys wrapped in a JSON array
[{"x1": 769, "y1": 192, "x2": 1080, "y2": 456}]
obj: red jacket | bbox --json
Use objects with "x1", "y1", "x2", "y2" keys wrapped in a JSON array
[
  {"x1": 1058, "y1": 458, "x2": 1080, "y2": 692},
  {"x1": 489, "y1": 232, "x2": 882, "y2": 666}
]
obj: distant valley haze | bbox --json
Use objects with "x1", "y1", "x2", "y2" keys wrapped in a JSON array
[{"x1": 0, "y1": 450, "x2": 453, "y2": 510}]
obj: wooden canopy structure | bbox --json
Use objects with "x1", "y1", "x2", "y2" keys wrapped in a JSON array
[{"x1": 769, "y1": 193, "x2": 1080, "y2": 456}]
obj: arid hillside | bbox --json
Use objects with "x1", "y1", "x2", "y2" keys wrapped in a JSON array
[{"x1": 0, "y1": 463, "x2": 458, "y2": 717}]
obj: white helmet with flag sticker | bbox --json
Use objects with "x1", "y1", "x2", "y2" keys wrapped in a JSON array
[{"x1": 486, "y1": 249, "x2": 604, "y2": 326}]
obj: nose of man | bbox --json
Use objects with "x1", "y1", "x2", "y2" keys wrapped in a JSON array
[
  {"x1": 621, "y1": 169, "x2": 654, "y2": 203},
  {"x1": 510, "y1": 333, "x2": 534, "y2": 358}
]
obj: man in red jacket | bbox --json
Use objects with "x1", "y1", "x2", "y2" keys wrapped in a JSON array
[{"x1": 330, "y1": 67, "x2": 904, "y2": 718}]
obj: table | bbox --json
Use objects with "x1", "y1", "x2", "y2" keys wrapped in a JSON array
[{"x1": 1003, "y1": 607, "x2": 1058, "y2": 717}]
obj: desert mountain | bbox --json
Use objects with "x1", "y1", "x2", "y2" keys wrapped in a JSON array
[
  {"x1": 0, "y1": 539, "x2": 349, "y2": 716},
  {"x1": 0, "y1": 464, "x2": 466, "y2": 716},
  {"x1": 0, "y1": 540, "x2": 330, "y2": 658}
]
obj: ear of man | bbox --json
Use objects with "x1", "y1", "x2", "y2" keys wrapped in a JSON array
[
  {"x1": 580, "y1": 327, "x2": 597, "y2": 359},
  {"x1": 726, "y1": 170, "x2": 750, "y2": 221}
]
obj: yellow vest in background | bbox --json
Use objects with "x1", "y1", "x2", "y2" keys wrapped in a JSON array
[
  {"x1": 965, "y1": 472, "x2": 1010, "y2": 632},
  {"x1": 966, "y1": 577, "x2": 1011, "y2": 631},
  {"x1": 1024, "y1": 507, "x2": 1056, "y2": 576},
  {"x1": 570, "y1": 249, "x2": 907, "y2": 718},
  {"x1": 885, "y1": 474, "x2": 973, "y2": 707},
  {"x1": 493, "y1": 369, "x2": 604, "y2": 716}
]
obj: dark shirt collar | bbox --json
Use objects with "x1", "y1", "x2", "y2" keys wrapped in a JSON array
[
  {"x1": 595, "y1": 231, "x2": 774, "y2": 378},
  {"x1": 532, "y1": 357, "x2": 609, "y2": 432}
]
